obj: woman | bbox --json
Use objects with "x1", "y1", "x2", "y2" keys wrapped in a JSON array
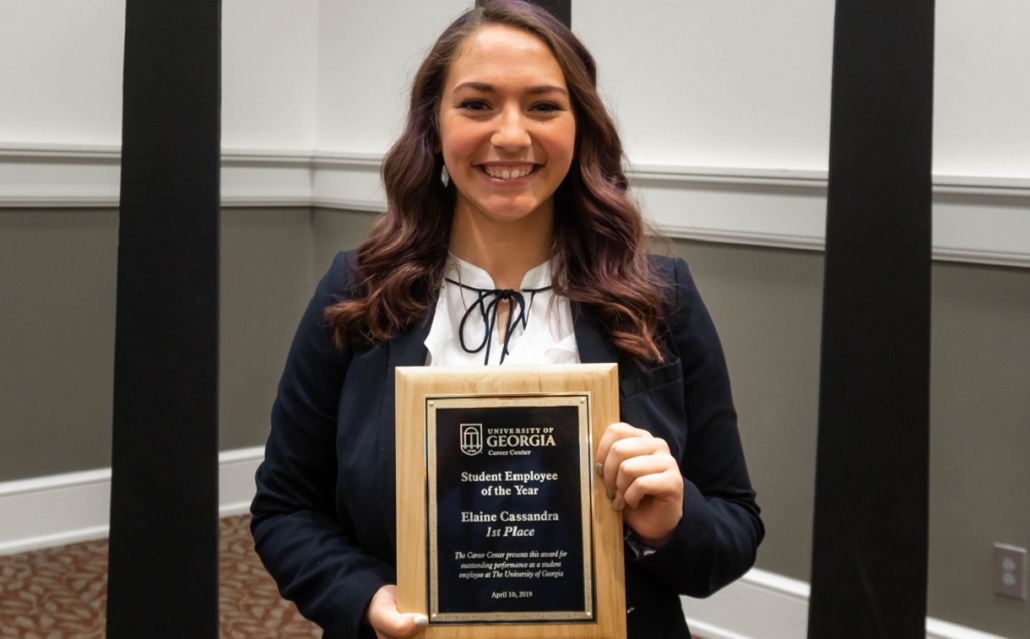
[{"x1": 251, "y1": 2, "x2": 763, "y2": 638}]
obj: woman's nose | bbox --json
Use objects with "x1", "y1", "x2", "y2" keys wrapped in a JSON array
[{"x1": 491, "y1": 106, "x2": 531, "y2": 149}]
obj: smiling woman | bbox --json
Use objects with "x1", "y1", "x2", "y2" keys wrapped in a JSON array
[{"x1": 250, "y1": 2, "x2": 763, "y2": 638}]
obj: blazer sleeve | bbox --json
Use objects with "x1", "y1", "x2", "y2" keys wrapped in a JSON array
[
  {"x1": 250, "y1": 252, "x2": 393, "y2": 638},
  {"x1": 630, "y1": 256, "x2": 765, "y2": 598}
]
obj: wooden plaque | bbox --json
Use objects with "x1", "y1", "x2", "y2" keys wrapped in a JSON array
[{"x1": 396, "y1": 364, "x2": 626, "y2": 639}]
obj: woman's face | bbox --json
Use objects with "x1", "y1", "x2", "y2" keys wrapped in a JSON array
[{"x1": 438, "y1": 24, "x2": 576, "y2": 231}]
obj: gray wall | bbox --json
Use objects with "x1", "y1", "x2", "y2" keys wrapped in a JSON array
[
  {"x1": 665, "y1": 241, "x2": 825, "y2": 584},
  {"x1": 1, "y1": 209, "x2": 118, "y2": 479},
  {"x1": 1, "y1": 207, "x2": 1027, "y2": 636},
  {"x1": 667, "y1": 240, "x2": 1030, "y2": 639},
  {"x1": 925, "y1": 261, "x2": 1030, "y2": 637},
  {"x1": 0, "y1": 207, "x2": 365, "y2": 478}
]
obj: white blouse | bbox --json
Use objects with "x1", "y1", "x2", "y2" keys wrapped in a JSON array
[{"x1": 424, "y1": 254, "x2": 580, "y2": 366}]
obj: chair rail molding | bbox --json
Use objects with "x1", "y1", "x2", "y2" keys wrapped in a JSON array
[{"x1": 2, "y1": 143, "x2": 1028, "y2": 269}]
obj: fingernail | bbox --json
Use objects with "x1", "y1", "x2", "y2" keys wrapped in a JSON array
[
  {"x1": 605, "y1": 486, "x2": 614, "y2": 500},
  {"x1": 611, "y1": 497, "x2": 623, "y2": 511},
  {"x1": 413, "y1": 614, "x2": 429, "y2": 628},
  {"x1": 595, "y1": 463, "x2": 604, "y2": 477}
]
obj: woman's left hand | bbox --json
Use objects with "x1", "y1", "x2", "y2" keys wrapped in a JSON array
[{"x1": 596, "y1": 422, "x2": 683, "y2": 549}]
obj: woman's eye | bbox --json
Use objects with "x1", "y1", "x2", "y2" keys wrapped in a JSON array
[
  {"x1": 460, "y1": 100, "x2": 490, "y2": 111},
  {"x1": 531, "y1": 102, "x2": 563, "y2": 113}
]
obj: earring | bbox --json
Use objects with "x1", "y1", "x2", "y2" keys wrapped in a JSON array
[{"x1": 441, "y1": 165, "x2": 450, "y2": 188}]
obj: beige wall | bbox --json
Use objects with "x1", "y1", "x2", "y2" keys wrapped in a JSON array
[{"x1": 1, "y1": 207, "x2": 1027, "y2": 636}]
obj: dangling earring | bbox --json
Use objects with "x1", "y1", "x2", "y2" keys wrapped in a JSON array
[{"x1": 441, "y1": 165, "x2": 450, "y2": 188}]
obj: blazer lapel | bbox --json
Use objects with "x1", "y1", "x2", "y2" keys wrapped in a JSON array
[
  {"x1": 378, "y1": 316, "x2": 434, "y2": 550},
  {"x1": 573, "y1": 302, "x2": 619, "y2": 364}
]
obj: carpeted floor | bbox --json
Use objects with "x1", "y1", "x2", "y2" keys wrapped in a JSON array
[{"x1": 0, "y1": 515, "x2": 319, "y2": 638}]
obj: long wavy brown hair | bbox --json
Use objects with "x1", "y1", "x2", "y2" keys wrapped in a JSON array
[{"x1": 326, "y1": 0, "x2": 664, "y2": 363}]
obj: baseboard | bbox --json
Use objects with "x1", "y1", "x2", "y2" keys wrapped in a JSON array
[
  {"x1": 682, "y1": 568, "x2": 1010, "y2": 639},
  {"x1": 216, "y1": 446, "x2": 267, "y2": 517},
  {"x1": 0, "y1": 452, "x2": 1013, "y2": 638},
  {"x1": 0, "y1": 446, "x2": 264, "y2": 556}
]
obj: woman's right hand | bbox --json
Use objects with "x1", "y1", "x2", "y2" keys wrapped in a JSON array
[{"x1": 366, "y1": 585, "x2": 429, "y2": 639}]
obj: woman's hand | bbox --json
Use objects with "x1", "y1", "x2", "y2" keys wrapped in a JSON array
[
  {"x1": 596, "y1": 422, "x2": 684, "y2": 548},
  {"x1": 366, "y1": 585, "x2": 428, "y2": 639}
]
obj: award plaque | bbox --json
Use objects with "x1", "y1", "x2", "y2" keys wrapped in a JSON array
[{"x1": 396, "y1": 365, "x2": 626, "y2": 639}]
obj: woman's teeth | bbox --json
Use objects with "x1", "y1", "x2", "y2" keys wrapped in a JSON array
[{"x1": 484, "y1": 166, "x2": 532, "y2": 179}]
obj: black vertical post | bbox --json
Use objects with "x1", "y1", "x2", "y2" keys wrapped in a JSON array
[
  {"x1": 479, "y1": 0, "x2": 571, "y2": 28},
  {"x1": 106, "y1": 0, "x2": 221, "y2": 636},
  {"x1": 809, "y1": 1, "x2": 934, "y2": 638},
  {"x1": 527, "y1": 0, "x2": 571, "y2": 27}
]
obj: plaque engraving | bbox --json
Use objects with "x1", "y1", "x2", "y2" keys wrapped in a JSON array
[{"x1": 428, "y1": 397, "x2": 593, "y2": 622}]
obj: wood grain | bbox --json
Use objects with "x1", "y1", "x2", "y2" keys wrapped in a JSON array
[{"x1": 396, "y1": 364, "x2": 626, "y2": 639}]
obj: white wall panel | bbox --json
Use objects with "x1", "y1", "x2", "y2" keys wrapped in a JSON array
[
  {"x1": 315, "y1": 0, "x2": 470, "y2": 153},
  {"x1": 574, "y1": 0, "x2": 836, "y2": 170},
  {"x1": 0, "y1": 0, "x2": 126, "y2": 145},
  {"x1": 934, "y1": 0, "x2": 1030, "y2": 178},
  {"x1": 222, "y1": 0, "x2": 320, "y2": 150}
]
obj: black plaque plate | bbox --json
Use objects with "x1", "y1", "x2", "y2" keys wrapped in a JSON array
[{"x1": 426, "y1": 395, "x2": 594, "y2": 624}]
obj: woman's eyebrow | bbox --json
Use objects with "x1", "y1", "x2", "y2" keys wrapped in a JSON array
[
  {"x1": 527, "y1": 85, "x2": 568, "y2": 96},
  {"x1": 453, "y1": 81, "x2": 568, "y2": 96}
]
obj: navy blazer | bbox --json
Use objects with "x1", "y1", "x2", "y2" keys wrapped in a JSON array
[{"x1": 252, "y1": 251, "x2": 763, "y2": 639}]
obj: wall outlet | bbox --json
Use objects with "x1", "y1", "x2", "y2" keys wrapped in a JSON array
[{"x1": 994, "y1": 543, "x2": 1027, "y2": 601}]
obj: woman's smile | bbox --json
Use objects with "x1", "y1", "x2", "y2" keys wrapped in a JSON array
[{"x1": 478, "y1": 163, "x2": 538, "y2": 181}]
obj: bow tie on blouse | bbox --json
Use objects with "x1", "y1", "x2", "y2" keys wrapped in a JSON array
[{"x1": 445, "y1": 278, "x2": 552, "y2": 365}]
